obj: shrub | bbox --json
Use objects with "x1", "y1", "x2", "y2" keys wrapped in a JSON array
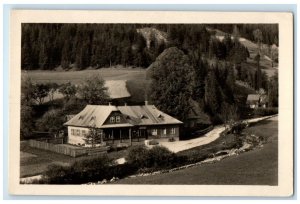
[
  {"x1": 230, "y1": 121, "x2": 248, "y2": 134},
  {"x1": 35, "y1": 109, "x2": 65, "y2": 135},
  {"x1": 126, "y1": 145, "x2": 180, "y2": 170},
  {"x1": 43, "y1": 156, "x2": 113, "y2": 184},
  {"x1": 126, "y1": 145, "x2": 150, "y2": 167},
  {"x1": 147, "y1": 146, "x2": 177, "y2": 169},
  {"x1": 108, "y1": 163, "x2": 138, "y2": 179}
]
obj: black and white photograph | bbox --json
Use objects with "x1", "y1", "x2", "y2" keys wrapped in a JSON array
[{"x1": 8, "y1": 10, "x2": 293, "y2": 196}]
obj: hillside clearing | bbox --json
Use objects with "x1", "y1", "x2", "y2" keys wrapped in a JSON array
[
  {"x1": 22, "y1": 68, "x2": 146, "y2": 85},
  {"x1": 22, "y1": 68, "x2": 147, "y2": 102}
]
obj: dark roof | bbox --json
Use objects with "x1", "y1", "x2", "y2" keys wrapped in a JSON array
[{"x1": 64, "y1": 105, "x2": 183, "y2": 128}]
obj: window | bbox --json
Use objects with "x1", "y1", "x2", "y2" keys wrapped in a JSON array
[
  {"x1": 82, "y1": 130, "x2": 87, "y2": 136},
  {"x1": 76, "y1": 129, "x2": 81, "y2": 136},
  {"x1": 171, "y1": 128, "x2": 176, "y2": 135},
  {"x1": 71, "y1": 129, "x2": 75, "y2": 135},
  {"x1": 163, "y1": 128, "x2": 167, "y2": 135},
  {"x1": 152, "y1": 129, "x2": 157, "y2": 136},
  {"x1": 110, "y1": 116, "x2": 115, "y2": 123},
  {"x1": 116, "y1": 116, "x2": 121, "y2": 122}
]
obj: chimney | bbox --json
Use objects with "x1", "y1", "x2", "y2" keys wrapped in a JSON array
[
  {"x1": 108, "y1": 102, "x2": 112, "y2": 106},
  {"x1": 145, "y1": 101, "x2": 148, "y2": 106}
]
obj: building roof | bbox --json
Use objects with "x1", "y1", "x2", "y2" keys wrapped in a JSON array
[
  {"x1": 64, "y1": 104, "x2": 183, "y2": 128},
  {"x1": 105, "y1": 80, "x2": 131, "y2": 99},
  {"x1": 64, "y1": 105, "x2": 119, "y2": 128},
  {"x1": 118, "y1": 105, "x2": 183, "y2": 126},
  {"x1": 246, "y1": 94, "x2": 260, "y2": 102}
]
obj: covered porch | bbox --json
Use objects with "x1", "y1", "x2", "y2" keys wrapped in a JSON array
[{"x1": 101, "y1": 126, "x2": 149, "y2": 146}]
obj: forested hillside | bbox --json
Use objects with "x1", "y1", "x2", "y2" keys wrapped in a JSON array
[
  {"x1": 208, "y1": 24, "x2": 278, "y2": 46},
  {"x1": 21, "y1": 23, "x2": 277, "y2": 70}
]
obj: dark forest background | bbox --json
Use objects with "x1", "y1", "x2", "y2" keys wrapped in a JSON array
[{"x1": 21, "y1": 23, "x2": 278, "y2": 70}]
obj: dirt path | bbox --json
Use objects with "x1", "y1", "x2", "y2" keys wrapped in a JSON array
[{"x1": 159, "y1": 115, "x2": 275, "y2": 153}]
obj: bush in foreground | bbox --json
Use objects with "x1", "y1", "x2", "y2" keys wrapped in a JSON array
[{"x1": 126, "y1": 145, "x2": 183, "y2": 170}]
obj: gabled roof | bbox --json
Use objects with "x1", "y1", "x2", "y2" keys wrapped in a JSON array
[
  {"x1": 64, "y1": 105, "x2": 124, "y2": 128},
  {"x1": 118, "y1": 105, "x2": 183, "y2": 126},
  {"x1": 64, "y1": 104, "x2": 183, "y2": 128}
]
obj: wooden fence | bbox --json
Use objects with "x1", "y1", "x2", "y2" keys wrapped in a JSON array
[{"x1": 28, "y1": 140, "x2": 109, "y2": 157}]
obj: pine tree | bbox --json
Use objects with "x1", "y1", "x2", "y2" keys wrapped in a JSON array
[
  {"x1": 83, "y1": 126, "x2": 103, "y2": 147},
  {"x1": 254, "y1": 53, "x2": 262, "y2": 90},
  {"x1": 204, "y1": 70, "x2": 221, "y2": 114},
  {"x1": 79, "y1": 75, "x2": 109, "y2": 105}
]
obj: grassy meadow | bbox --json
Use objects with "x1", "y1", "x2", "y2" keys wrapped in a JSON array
[
  {"x1": 22, "y1": 67, "x2": 147, "y2": 85},
  {"x1": 22, "y1": 67, "x2": 149, "y2": 103}
]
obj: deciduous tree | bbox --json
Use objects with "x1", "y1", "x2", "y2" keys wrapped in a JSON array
[
  {"x1": 32, "y1": 83, "x2": 50, "y2": 105},
  {"x1": 58, "y1": 82, "x2": 77, "y2": 101},
  {"x1": 149, "y1": 47, "x2": 194, "y2": 121},
  {"x1": 78, "y1": 75, "x2": 109, "y2": 105}
]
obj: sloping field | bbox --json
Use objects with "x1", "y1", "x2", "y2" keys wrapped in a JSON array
[
  {"x1": 22, "y1": 68, "x2": 147, "y2": 101},
  {"x1": 23, "y1": 68, "x2": 146, "y2": 85}
]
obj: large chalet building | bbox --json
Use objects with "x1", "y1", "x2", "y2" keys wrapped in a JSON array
[{"x1": 64, "y1": 102, "x2": 183, "y2": 146}]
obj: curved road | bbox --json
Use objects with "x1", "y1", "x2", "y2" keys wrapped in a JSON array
[
  {"x1": 159, "y1": 115, "x2": 274, "y2": 153},
  {"x1": 116, "y1": 116, "x2": 278, "y2": 185}
]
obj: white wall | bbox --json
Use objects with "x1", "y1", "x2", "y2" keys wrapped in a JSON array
[{"x1": 67, "y1": 126, "x2": 90, "y2": 145}]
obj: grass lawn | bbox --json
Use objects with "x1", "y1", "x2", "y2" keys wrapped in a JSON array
[{"x1": 115, "y1": 117, "x2": 278, "y2": 185}]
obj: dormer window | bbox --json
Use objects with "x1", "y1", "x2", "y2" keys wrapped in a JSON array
[
  {"x1": 110, "y1": 116, "x2": 115, "y2": 123},
  {"x1": 79, "y1": 115, "x2": 84, "y2": 120},
  {"x1": 157, "y1": 114, "x2": 163, "y2": 118},
  {"x1": 140, "y1": 114, "x2": 147, "y2": 119},
  {"x1": 90, "y1": 116, "x2": 95, "y2": 121}
]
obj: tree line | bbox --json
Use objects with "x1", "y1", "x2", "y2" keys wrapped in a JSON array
[
  {"x1": 21, "y1": 23, "x2": 265, "y2": 70},
  {"x1": 208, "y1": 24, "x2": 279, "y2": 46}
]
